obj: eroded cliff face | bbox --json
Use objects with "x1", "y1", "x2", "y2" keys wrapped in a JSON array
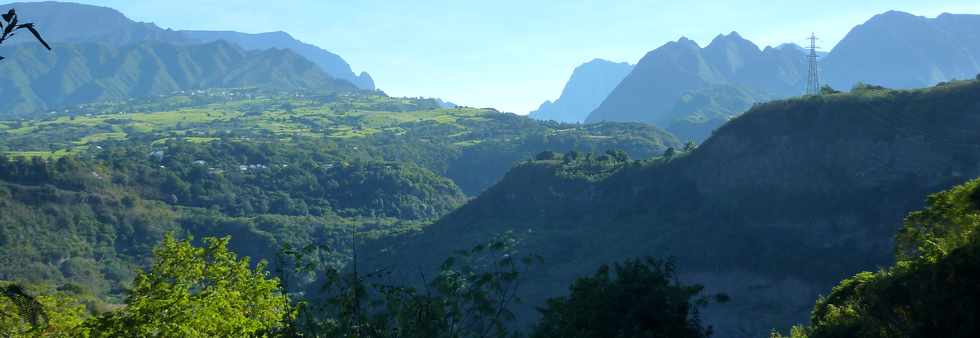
[
  {"x1": 368, "y1": 81, "x2": 980, "y2": 337},
  {"x1": 649, "y1": 83, "x2": 980, "y2": 336}
]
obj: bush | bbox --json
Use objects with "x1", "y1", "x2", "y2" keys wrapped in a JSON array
[{"x1": 531, "y1": 257, "x2": 725, "y2": 338}]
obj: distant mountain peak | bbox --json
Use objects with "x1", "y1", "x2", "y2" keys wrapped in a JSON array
[
  {"x1": 529, "y1": 59, "x2": 634, "y2": 123},
  {"x1": 579, "y1": 58, "x2": 631, "y2": 70},
  {"x1": 867, "y1": 10, "x2": 922, "y2": 23},
  {"x1": 710, "y1": 31, "x2": 744, "y2": 41},
  {"x1": 706, "y1": 31, "x2": 759, "y2": 52},
  {"x1": 674, "y1": 36, "x2": 700, "y2": 47}
]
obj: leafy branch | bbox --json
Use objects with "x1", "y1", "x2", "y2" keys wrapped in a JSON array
[{"x1": 0, "y1": 9, "x2": 51, "y2": 60}]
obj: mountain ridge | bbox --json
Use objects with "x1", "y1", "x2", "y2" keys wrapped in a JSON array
[
  {"x1": 0, "y1": 40, "x2": 357, "y2": 114},
  {"x1": 549, "y1": 11, "x2": 980, "y2": 142},
  {"x1": 0, "y1": 1, "x2": 375, "y2": 89}
]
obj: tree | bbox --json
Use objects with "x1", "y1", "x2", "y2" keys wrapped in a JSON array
[
  {"x1": 606, "y1": 149, "x2": 630, "y2": 162},
  {"x1": 663, "y1": 147, "x2": 676, "y2": 159},
  {"x1": 85, "y1": 235, "x2": 291, "y2": 337},
  {"x1": 819, "y1": 85, "x2": 840, "y2": 95},
  {"x1": 535, "y1": 151, "x2": 560, "y2": 161},
  {"x1": 0, "y1": 9, "x2": 51, "y2": 61},
  {"x1": 772, "y1": 178, "x2": 980, "y2": 338},
  {"x1": 0, "y1": 283, "x2": 89, "y2": 337},
  {"x1": 289, "y1": 232, "x2": 539, "y2": 338},
  {"x1": 531, "y1": 257, "x2": 726, "y2": 338}
]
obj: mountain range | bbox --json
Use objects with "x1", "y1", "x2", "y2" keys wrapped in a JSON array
[
  {"x1": 535, "y1": 11, "x2": 980, "y2": 142},
  {"x1": 0, "y1": 2, "x2": 373, "y2": 89},
  {"x1": 822, "y1": 11, "x2": 980, "y2": 90},
  {"x1": 586, "y1": 33, "x2": 797, "y2": 141},
  {"x1": 180, "y1": 30, "x2": 375, "y2": 90},
  {"x1": 0, "y1": 1, "x2": 382, "y2": 114},
  {"x1": 368, "y1": 80, "x2": 980, "y2": 337}
]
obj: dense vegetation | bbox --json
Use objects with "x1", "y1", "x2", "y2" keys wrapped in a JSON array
[
  {"x1": 0, "y1": 141, "x2": 457, "y2": 299},
  {"x1": 532, "y1": 258, "x2": 725, "y2": 338},
  {"x1": 773, "y1": 178, "x2": 980, "y2": 338},
  {"x1": 0, "y1": 90, "x2": 678, "y2": 305},
  {"x1": 366, "y1": 79, "x2": 980, "y2": 336},
  {"x1": 3, "y1": 5, "x2": 980, "y2": 335},
  {"x1": 0, "y1": 89, "x2": 679, "y2": 194},
  {"x1": 2, "y1": 232, "x2": 723, "y2": 338}
]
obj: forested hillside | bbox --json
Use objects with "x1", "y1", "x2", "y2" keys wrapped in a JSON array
[
  {"x1": 776, "y1": 178, "x2": 980, "y2": 337},
  {"x1": 0, "y1": 90, "x2": 679, "y2": 299},
  {"x1": 367, "y1": 79, "x2": 980, "y2": 337},
  {"x1": 4, "y1": 3, "x2": 979, "y2": 337},
  {"x1": 0, "y1": 90, "x2": 680, "y2": 194}
]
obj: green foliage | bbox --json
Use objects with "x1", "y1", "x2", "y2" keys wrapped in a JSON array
[
  {"x1": 665, "y1": 84, "x2": 771, "y2": 143},
  {"x1": 896, "y1": 179, "x2": 980, "y2": 262},
  {"x1": 0, "y1": 90, "x2": 678, "y2": 195},
  {"x1": 0, "y1": 283, "x2": 90, "y2": 337},
  {"x1": 291, "y1": 233, "x2": 538, "y2": 338},
  {"x1": 378, "y1": 78, "x2": 980, "y2": 337},
  {"x1": 85, "y1": 235, "x2": 290, "y2": 337},
  {"x1": 531, "y1": 258, "x2": 721, "y2": 338},
  {"x1": 775, "y1": 179, "x2": 980, "y2": 338},
  {"x1": 0, "y1": 88, "x2": 678, "y2": 300},
  {"x1": 819, "y1": 85, "x2": 841, "y2": 95}
]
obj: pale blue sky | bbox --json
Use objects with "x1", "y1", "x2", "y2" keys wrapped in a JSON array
[{"x1": 19, "y1": 1, "x2": 980, "y2": 113}]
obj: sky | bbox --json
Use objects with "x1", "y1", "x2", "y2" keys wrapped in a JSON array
[{"x1": 17, "y1": 0, "x2": 980, "y2": 113}]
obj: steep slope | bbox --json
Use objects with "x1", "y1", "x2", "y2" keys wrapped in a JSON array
[
  {"x1": 664, "y1": 84, "x2": 771, "y2": 142},
  {"x1": 529, "y1": 59, "x2": 633, "y2": 123},
  {"x1": 0, "y1": 1, "x2": 374, "y2": 89},
  {"x1": 586, "y1": 37, "x2": 722, "y2": 125},
  {"x1": 369, "y1": 80, "x2": 980, "y2": 337},
  {"x1": 0, "y1": 90, "x2": 682, "y2": 299},
  {"x1": 0, "y1": 41, "x2": 356, "y2": 114},
  {"x1": 823, "y1": 11, "x2": 980, "y2": 90},
  {"x1": 0, "y1": 137, "x2": 469, "y2": 297},
  {"x1": 585, "y1": 33, "x2": 798, "y2": 141},
  {"x1": 182, "y1": 31, "x2": 375, "y2": 90},
  {"x1": 777, "y1": 178, "x2": 980, "y2": 337}
]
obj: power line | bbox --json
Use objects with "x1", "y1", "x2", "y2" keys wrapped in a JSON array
[{"x1": 805, "y1": 33, "x2": 822, "y2": 96}]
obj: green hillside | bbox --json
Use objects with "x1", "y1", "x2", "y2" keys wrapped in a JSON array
[
  {"x1": 776, "y1": 178, "x2": 980, "y2": 338},
  {"x1": 366, "y1": 79, "x2": 980, "y2": 336},
  {"x1": 0, "y1": 90, "x2": 680, "y2": 300},
  {"x1": 0, "y1": 140, "x2": 463, "y2": 300},
  {"x1": 0, "y1": 89, "x2": 680, "y2": 195}
]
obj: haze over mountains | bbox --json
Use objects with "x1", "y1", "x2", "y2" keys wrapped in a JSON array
[
  {"x1": 0, "y1": 1, "x2": 375, "y2": 114},
  {"x1": 528, "y1": 59, "x2": 633, "y2": 123},
  {"x1": 1, "y1": 1, "x2": 980, "y2": 337},
  {"x1": 535, "y1": 11, "x2": 980, "y2": 142},
  {"x1": 0, "y1": 41, "x2": 356, "y2": 114}
]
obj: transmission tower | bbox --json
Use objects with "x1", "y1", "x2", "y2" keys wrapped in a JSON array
[{"x1": 805, "y1": 33, "x2": 821, "y2": 96}]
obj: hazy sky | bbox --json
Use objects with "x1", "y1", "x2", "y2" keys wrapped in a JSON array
[{"x1": 17, "y1": 0, "x2": 980, "y2": 113}]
